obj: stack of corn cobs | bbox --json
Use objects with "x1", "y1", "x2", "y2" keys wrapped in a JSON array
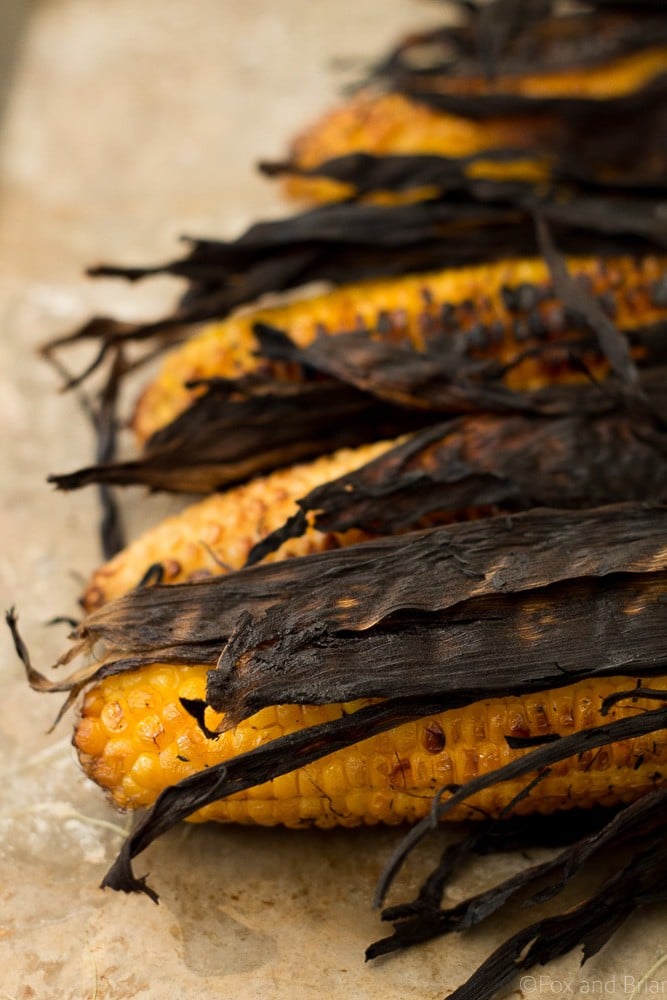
[{"x1": 12, "y1": 2, "x2": 667, "y2": 997}]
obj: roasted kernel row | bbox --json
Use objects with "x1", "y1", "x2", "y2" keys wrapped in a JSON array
[
  {"x1": 75, "y1": 663, "x2": 667, "y2": 827},
  {"x1": 134, "y1": 254, "x2": 667, "y2": 442}
]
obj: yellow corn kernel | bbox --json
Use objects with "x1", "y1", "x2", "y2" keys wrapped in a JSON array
[
  {"x1": 133, "y1": 254, "x2": 667, "y2": 443},
  {"x1": 74, "y1": 663, "x2": 667, "y2": 827}
]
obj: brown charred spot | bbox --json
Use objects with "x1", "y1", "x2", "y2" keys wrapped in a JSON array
[
  {"x1": 591, "y1": 748, "x2": 610, "y2": 770},
  {"x1": 533, "y1": 705, "x2": 549, "y2": 732},
  {"x1": 605, "y1": 265, "x2": 624, "y2": 289},
  {"x1": 500, "y1": 285, "x2": 519, "y2": 312},
  {"x1": 558, "y1": 705, "x2": 575, "y2": 729},
  {"x1": 419, "y1": 309, "x2": 440, "y2": 341},
  {"x1": 391, "y1": 308, "x2": 408, "y2": 332},
  {"x1": 423, "y1": 721, "x2": 446, "y2": 754}
]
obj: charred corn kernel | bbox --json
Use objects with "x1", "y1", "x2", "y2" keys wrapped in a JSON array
[
  {"x1": 134, "y1": 254, "x2": 667, "y2": 443},
  {"x1": 74, "y1": 663, "x2": 667, "y2": 827},
  {"x1": 81, "y1": 440, "x2": 393, "y2": 611}
]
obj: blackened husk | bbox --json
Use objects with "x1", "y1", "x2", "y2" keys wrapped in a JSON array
[
  {"x1": 246, "y1": 378, "x2": 667, "y2": 564},
  {"x1": 208, "y1": 570, "x2": 667, "y2": 723},
  {"x1": 48, "y1": 318, "x2": 667, "y2": 494},
  {"x1": 376, "y1": 797, "x2": 667, "y2": 1000},
  {"x1": 48, "y1": 379, "x2": 432, "y2": 494},
  {"x1": 31, "y1": 502, "x2": 667, "y2": 703},
  {"x1": 42, "y1": 192, "x2": 667, "y2": 395},
  {"x1": 264, "y1": 102, "x2": 667, "y2": 193},
  {"x1": 368, "y1": 786, "x2": 667, "y2": 959},
  {"x1": 368, "y1": 2, "x2": 667, "y2": 118}
]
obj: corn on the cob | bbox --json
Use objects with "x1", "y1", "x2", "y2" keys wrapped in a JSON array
[
  {"x1": 133, "y1": 253, "x2": 667, "y2": 442},
  {"x1": 411, "y1": 45, "x2": 667, "y2": 102},
  {"x1": 73, "y1": 477, "x2": 667, "y2": 830},
  {"x1": 283, "y1": 92, "x2": 554, "y2": 203},
  {"x1": 74, "y1": 663, "x2": 667, "y2": 827},
  {"x1": 81, "y1": 440, "x2": 393, "y2": 611},
  {"x1": 283, "y1": 43, "x2": 667, "y2": 203}
]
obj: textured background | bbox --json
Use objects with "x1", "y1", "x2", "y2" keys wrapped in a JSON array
[{"x1": 0, "y1": 2, "x2": 665, "y2": 998}]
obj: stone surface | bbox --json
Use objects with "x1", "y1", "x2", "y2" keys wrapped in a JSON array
[{"x1": 0, "y1": 2, "x2": 665, "y2": 998}]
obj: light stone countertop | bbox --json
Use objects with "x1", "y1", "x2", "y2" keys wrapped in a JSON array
[{"x1": 0, "y1": 3, "x2": 665, "y2": 998}]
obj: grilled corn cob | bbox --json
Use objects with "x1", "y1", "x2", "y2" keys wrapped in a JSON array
[
  {"x1": 404, "y1": 43, "x2": 667, "y2": 101},
  {"x1": 133, "y1": 254, "x2": 667, "y2": 442},
  {"x1": 283, "y1": 44, "x2": 667, "y2": 203},
  {"x1": 74, "y1": 454, "x2": 667, "y2": 827},
  {"x1": 75, "y1": 664, "x2": 667, "y2": 827},
  {"x1": 283, "y1": 92, "x2": 554, "y2": 203},
  {"x1": 81, "y1": 440, "x2": 394, "y2": 611}
]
